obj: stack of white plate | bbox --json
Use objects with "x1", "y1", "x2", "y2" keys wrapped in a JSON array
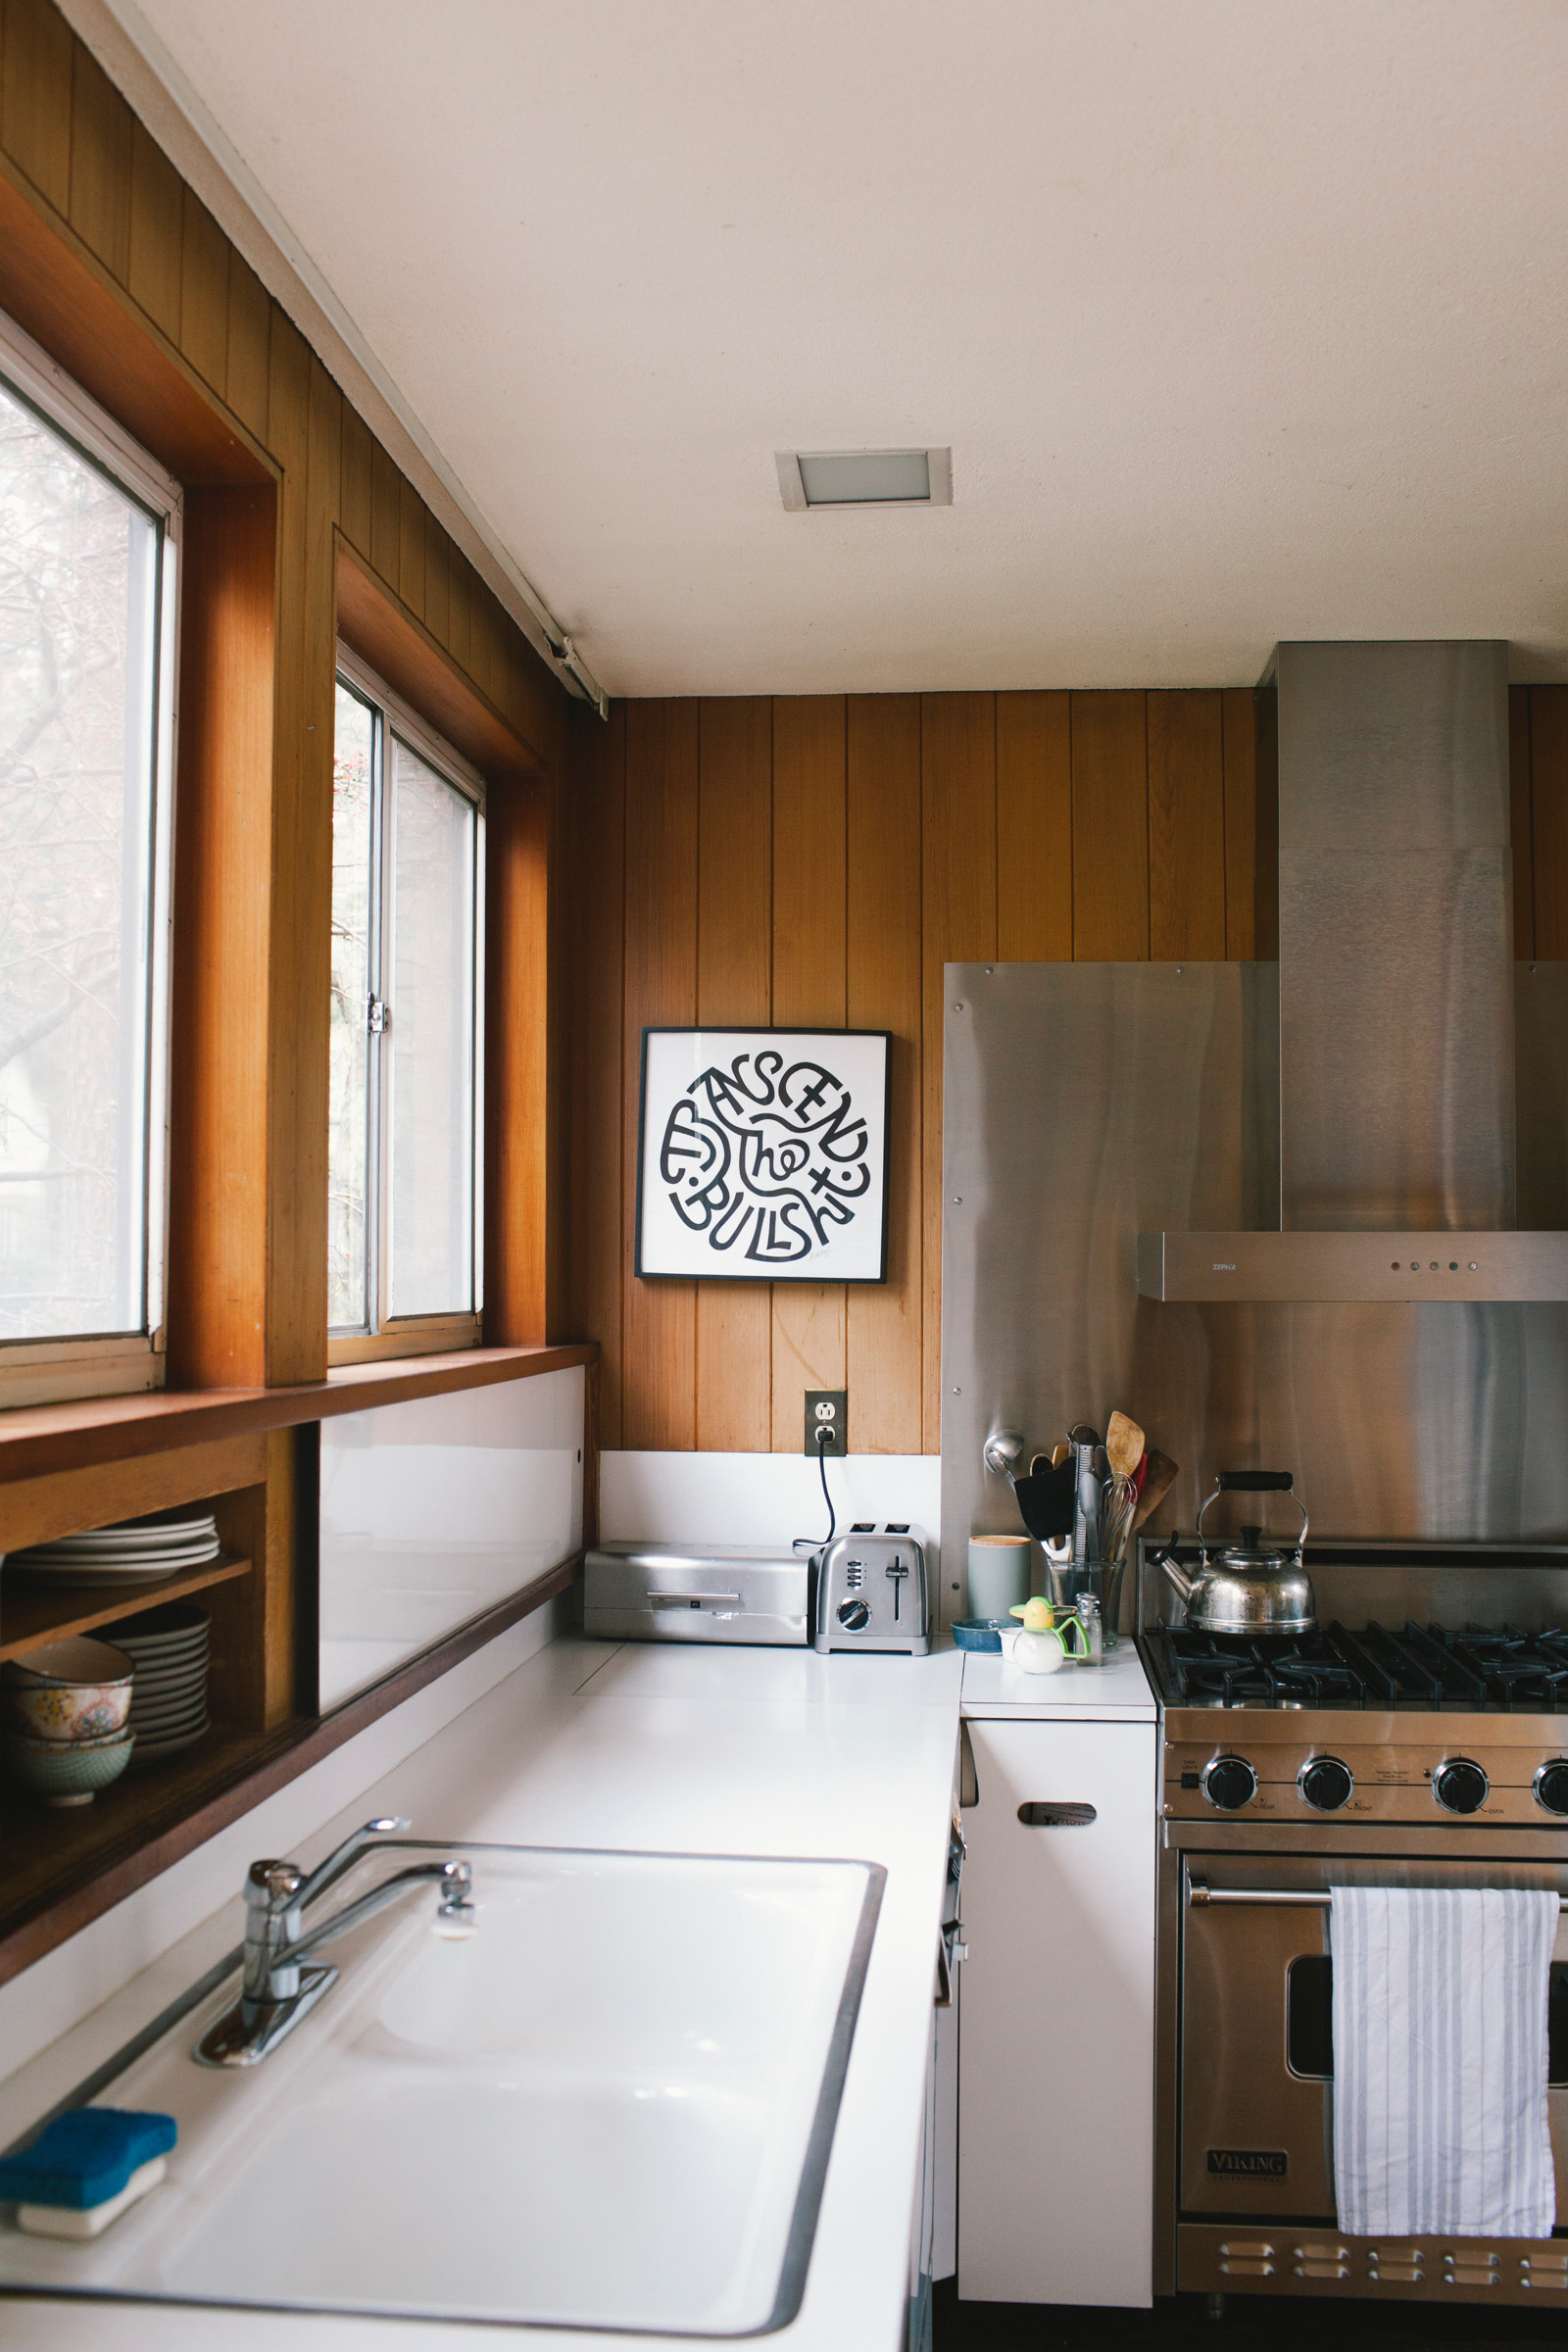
[
  {"x1": 102, "y1": 1603, "x2": 211, "y2": 1762},
  {"x1": 6, "y1": 1509, "x2": 220, "y2": 1587}
]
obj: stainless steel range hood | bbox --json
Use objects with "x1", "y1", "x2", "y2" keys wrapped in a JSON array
[{"x1": 1138, "y1": 639, "x2": 1568, "y2": 1301}]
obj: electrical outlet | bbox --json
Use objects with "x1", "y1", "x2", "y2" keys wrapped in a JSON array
[{"x1": 805, "y1": 1391, "x2": 848, "y2": 1457}]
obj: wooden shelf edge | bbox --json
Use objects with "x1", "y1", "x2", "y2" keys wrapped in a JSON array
[
  {"x1": 0, "y1": 1552, "x2": 580, "y2": 1988},
  {"x1": 0, "y1": 1556, "x2": 252, "y2": 1663},
  {"x1": 0, "y1": 1343, "x2": 599, "y2": 1487}
]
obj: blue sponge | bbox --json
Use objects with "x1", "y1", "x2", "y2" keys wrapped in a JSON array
[{"x1": 0, "y1": 2109, "x2": 176, "y2": 2210}]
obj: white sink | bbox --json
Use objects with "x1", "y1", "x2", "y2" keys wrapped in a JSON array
[{"x1": 0, "y1": 1846, "x2": 883, "y2": 2335}]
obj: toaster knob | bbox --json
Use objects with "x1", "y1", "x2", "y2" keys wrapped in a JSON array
[{"x1": 837, "y1": 1597, "x2": 871, "y2": 1631}]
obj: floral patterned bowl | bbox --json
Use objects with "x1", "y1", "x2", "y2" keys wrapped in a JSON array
[{"x1": 2, "y1": 1637, "x2": 134, "y2": 1745}]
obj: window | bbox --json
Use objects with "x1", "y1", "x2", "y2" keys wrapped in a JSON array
[
  {"x1": 329, "y1": 649, "x2": 484, "y2": 1353},
  {"x1": 0, "y1": 310, "x2": 177, "y2": 1387}
]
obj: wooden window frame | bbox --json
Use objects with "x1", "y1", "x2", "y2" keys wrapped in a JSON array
[
  {"x1": 327, "y1": 644, "x2": 487, "y2": 1365},
  {"x1": 0, "y1": 302, "x2": 182, "y2": 1411}
]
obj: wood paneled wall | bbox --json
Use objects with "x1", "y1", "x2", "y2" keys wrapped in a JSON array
[
  {"x1": 0, "y1": 0, "x2": 573, "y2": 1385},
  {"x1": 569, "y1": 689, "x2": 1258, "y2": 1457},
  {"x1": 570, "y1": 686, "x2": 1568, "y2": 1457}
]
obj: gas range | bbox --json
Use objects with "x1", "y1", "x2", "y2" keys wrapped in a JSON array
[{"x1": 1138, "y1": 1541, "x2": 1568, "y2": 1829}]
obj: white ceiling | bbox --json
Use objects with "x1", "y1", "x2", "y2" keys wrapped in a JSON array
[{"x1": 109, "y1": 0, "x2": 1568, "y2": 696}]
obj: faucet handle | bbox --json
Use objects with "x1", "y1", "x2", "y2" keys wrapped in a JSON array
[
  {"x1": 246, "y1": 1859, "x2": 305, "y2": 1915},
  {"x1": 294, "y1": 1816, "x2": 412, "y2": 1912}
]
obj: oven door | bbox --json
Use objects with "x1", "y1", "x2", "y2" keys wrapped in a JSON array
[{"x1": 1179, "y1": 1855, "x2": 1568, "y2": 2223}]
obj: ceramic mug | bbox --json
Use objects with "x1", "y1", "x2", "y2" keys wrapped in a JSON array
[{"x1": 966, "y1": 1534, "x2": 1033, "y2": 1622}]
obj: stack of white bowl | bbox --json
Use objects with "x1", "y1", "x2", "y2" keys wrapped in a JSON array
[
  {"x1": 5, "y1": 1510, "x2": 220, "y2": 1588},
  {"x1": 101, "y1": 1603, "x2": 211, "y2": 1761}
]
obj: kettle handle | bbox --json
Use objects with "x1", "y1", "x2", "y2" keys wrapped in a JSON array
[{"x1": 1197, "y1": 1474, "x2": 1309, "y2": 1558}]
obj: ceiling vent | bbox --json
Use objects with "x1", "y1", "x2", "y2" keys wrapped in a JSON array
[{"x1": 775, "y1": 448, "x2": 952, "y2": 511}]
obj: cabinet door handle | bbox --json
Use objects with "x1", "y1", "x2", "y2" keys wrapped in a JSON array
[{"x1": 1017, "y1": 1801, "x2": 1097, "y2": 1827}]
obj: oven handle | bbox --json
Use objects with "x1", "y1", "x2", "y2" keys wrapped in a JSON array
[{"x1": 1188, "y1": 1876, "x2": 1568, "y2": 1911}]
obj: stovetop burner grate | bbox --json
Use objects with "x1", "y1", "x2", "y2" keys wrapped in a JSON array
[{"x1": 1150, "y1": 1622, "x2": 1568, "y2": 1710}]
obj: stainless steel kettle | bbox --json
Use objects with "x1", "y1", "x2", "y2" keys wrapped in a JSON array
[{"x1": 1155, "y1": 1471, "x2": 1313, "y2": 1635}]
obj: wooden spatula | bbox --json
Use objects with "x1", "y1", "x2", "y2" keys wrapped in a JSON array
[
  {"x1": 1105, "y1": 1412, "x2": 1145, "y2": 1480},
  {"x1": 1130, "y1": 1448, "x2": 1177, "y2": 1535}
]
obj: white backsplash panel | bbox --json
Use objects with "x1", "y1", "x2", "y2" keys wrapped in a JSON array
[{"x1": 319, "y1": 1368, "x2": 584, "y2": 1707}]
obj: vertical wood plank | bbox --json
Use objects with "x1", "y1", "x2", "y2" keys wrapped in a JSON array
[
  {"x1": 1510, "y1": 684, "x2": 1535, "y2": 960},
  {"x1": 1221, "y1": 688, "x2": 1257, "y2": 959},
  {"x1": 1071, "y1": 691, "x2": 1149, "y2": 960},
  {"x1": 770, "y1": 697, "x2": 848, "y2": 1449},
  {"x1": 370, "y1": 442, "x2": 401, "y2": 589},
  {"x1": 468, "y1": 582, "x2": 497, "y2": 701},
  {"x1": 263, "y1": 312, "x2": 318, "y2": 1382},
  {"x1": 224, "y1": 255, "x2": 270, "y2": 444},
  {"x1": 1148, "y1": 690, "x2": 1225, "y2": 959},
  {"x1": 338, "y1": 404, "x2": 374, "y2": 558},
  {"x1": 996, "y1": 691, "x2": 1071, "y2": 959},
  {"x1": 694, "y1": 697, "x2": 772, "y2": 1451},
  {"x1": 398, "y1": 476, "x2": 425, "y2": 621},
  {"x1": 125, "y1": 120, "x2": 181, "y2": 341},
  {"x1": 165, "y1": 486, "x2": 276, "y2": 1387},
  {"x1": 67, "y1": 43, "x2": 132, "y2": 284},
  {"x1": 921, "y1": 693, "x2": 996, "y2": 1449},
  {"x1": 1532, "y1": 688, "x2": 1568, "y2": 959},
  {"x1": 1, "y1": 0, "x2": 71, "y2": 214},
  {"x1": 570, "y1": 704, "x2": 626, "y2": 1445},
  {"x1": 446, "y1": 548, "x2": 473, "y2": 675},
  {"x1": 423, "y1": 520, "x2": 451, "y2": 650},
  {"x1": 847, "y1": 695, "x2": 922, "y2": 1454},
  {"x1": 622, "y1": 700, "x2": 700, "y2": 1448},
  {"x1": 484, "y1": 769, "x2": 551, "y2": 1345},
  {"x1": 177, "y1": 185, "x2": 229, "y2": 395}
]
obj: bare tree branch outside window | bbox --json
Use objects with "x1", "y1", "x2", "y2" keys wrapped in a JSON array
[{"x1": 0, "y1": 378, "x2": 160, "y2": 1340}]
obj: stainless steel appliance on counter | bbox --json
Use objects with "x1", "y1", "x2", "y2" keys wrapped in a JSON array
[
  {"x1": 813, "y1": 1524, "x2": 930, "y2": 1655},
  {"x1": 584, "y1": 1543, "x2": 809, "y2": 1645},
  {"x1": 1140, "y1": 1535, "x2": 1568, "y2": 2307}
]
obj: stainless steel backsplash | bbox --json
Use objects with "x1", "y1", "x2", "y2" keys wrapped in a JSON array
[{"x1": 940, "y1": 961, "x2": 1568, "y2": 1624}]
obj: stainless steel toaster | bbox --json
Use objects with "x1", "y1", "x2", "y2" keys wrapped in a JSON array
[
  {"x1": 812, "y1": 1522, "x2": 930, "y2": 1655},
  {"x1": 584, "y1": 1542, "x2": 809, "y2": 1645}
]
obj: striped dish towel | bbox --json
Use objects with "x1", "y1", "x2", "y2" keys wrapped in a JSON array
[{"x1": 1331, "y1": 1885, "x2": 1557, "y2": 2237}]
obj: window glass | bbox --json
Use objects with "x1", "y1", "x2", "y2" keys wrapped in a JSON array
[
  {"x1": 0, "y1": 375, "x2": 162, "y2": 1341},
  {"x1": 328, "y1": 661, "x2": 481, "y2": 1338},
  {"x1": 328, "y1": 683, "x2": 374, "y2": 1331},
  {"x1": 387, "y1": 735, "x2": 476, "y2": 1318}
]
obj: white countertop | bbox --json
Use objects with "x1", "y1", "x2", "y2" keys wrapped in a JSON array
[
  {"x1": 958, "y1": 1638, "x2": 1158, "y2": 1720},
  {"x1": 0, "y1": 1629, "x2": 1156, "y2": 2352}
]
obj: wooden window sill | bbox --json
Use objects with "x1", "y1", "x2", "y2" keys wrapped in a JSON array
[{"x1": 0, "y1": 1343, "x2": 597, "y2": 1487}]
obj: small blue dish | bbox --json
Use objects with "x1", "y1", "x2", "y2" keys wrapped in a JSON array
[{"x1": 952, "y1": 1618, "x2": 1013, "y2": 1652}]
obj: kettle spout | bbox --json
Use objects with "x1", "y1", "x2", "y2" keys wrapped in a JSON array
[{"x1": 1155, "y1": 1547, "x2": 1195, "y2": 1606}]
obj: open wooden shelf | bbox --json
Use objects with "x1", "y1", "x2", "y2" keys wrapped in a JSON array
[
  {"x1": 0, "y1": 1555, "x2": 253, "y2": 1664},
  {"x1": 0, "y1": 1717, "x2": 308, "y2": 1958}
]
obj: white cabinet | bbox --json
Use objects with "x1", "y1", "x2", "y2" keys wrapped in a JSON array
[{"x1": 956, "y1": 1715, "x2": 1156, "y2": 2307}]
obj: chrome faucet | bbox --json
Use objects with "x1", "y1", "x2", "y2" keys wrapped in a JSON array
[{"x1": 195, "y1": 1818, "x2": 476, "y2": 2068}]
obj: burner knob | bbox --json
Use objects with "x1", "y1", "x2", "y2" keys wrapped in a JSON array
[
  {"x1": 836, "y1": 1597, "x2": 871, "y2": 1631},
  {"x1": 1202, "y1": 1756, "x2": 1257, "y2": 1812},
  {"x1": 1299, "y1": 1756, "x2": 1353, "y2": 1813},
  {"x1": 1535, "y1": 1761, "x2": 1568, "y2": 1816},
  {"x1": 1434, "y1": 1759, "x2": 1489, "y2": 1815}
]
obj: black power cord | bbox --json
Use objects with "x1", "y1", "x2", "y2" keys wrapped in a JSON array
[{"x1": 794, "y1": 1421, "x2": 838, "y2": 1555}]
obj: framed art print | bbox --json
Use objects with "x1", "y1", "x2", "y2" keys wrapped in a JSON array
[{"x1": 636, "y1": 1029, "x2": 892, "y2": 1282}]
